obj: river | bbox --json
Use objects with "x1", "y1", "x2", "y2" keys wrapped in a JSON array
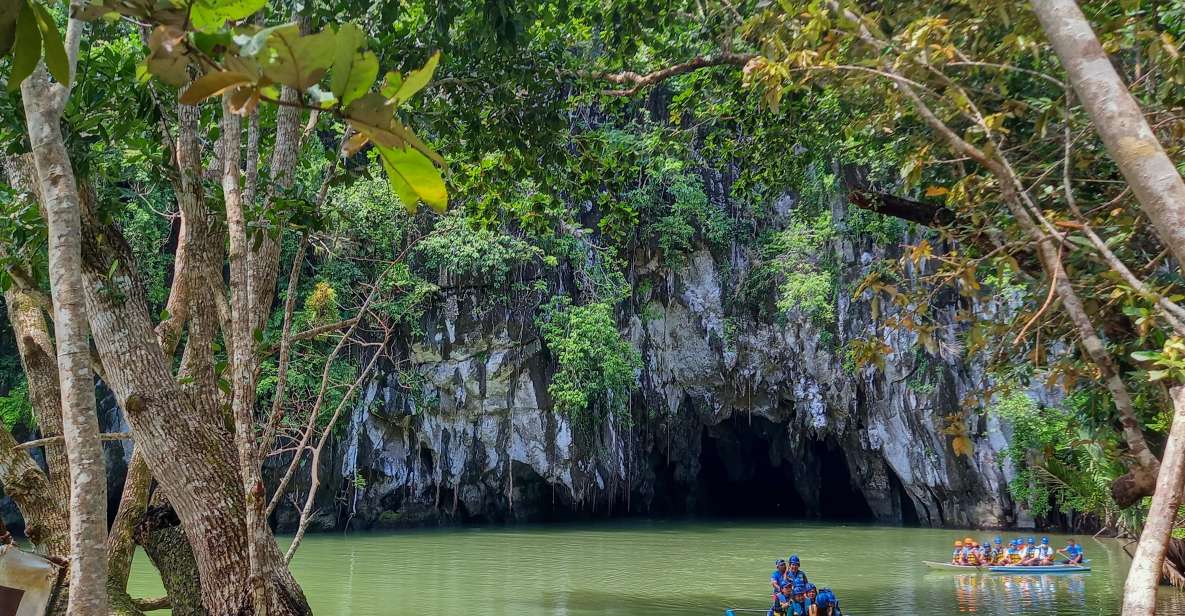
[{"x1": 127, "y1": 521, "x2": 1185, "y2": 615}]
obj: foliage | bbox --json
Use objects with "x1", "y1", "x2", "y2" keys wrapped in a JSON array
[
  {"x1": 536, "y1": 296, "x2": 641, "y2": 435},
  {"x1": 989, "y1": 390, "x2": 1120, "y2": 523},
  {"x1": 0, "y1": 379, "x2": 32, "y2": 430},
  {"x1": 413, "y1": 214, "x2": 542, "y2": 280}
]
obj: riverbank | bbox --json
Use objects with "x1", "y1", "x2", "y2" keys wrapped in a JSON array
[{"x1": 127, "y1": 520, "x2": 1184, "y2": 615}]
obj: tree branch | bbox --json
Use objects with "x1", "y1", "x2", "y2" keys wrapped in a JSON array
[{"x1": 582, "y1": 52, "x2": 755, "y2": 96}]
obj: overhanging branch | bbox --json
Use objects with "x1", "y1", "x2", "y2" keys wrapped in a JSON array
[{"x1": 582, "y1": 52, "x2": 755, "y2": 96}]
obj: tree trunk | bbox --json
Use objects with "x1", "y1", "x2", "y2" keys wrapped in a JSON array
[
  {"x1": 77, "y1": 158, "x2": 308, "y2": 616},
  {"x1": 137, "y1": 502, "x2": 208, "y2": 616},
  {"x1": 1031, "y1": 0, "x2": 1185, "y2": 275},
  {"x1": 0, "y1": 423, "x2": 69, "y2": 556},
  {"x1": 220, "y1": 98, "x2": 275, "y2": 615},
  {"x1": 1123, "y1": 386, "x2": 1185, "y2": 615},
  {"x1": 21, "y1": 65, "x2": 108, "y2": 615}
]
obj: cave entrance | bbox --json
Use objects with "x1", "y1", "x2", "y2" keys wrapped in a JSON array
[
  {"x1": 696, "y1": 418, "x2": 807, "y2": 518},
  {"x1": 812, "y1": 439, "x2": 875, "y2": 522}
]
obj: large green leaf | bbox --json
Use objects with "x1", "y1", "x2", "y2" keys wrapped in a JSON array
[
  {"x1": 330, "y1": 24, "x2": 377, "y2": 107},
  {"x1": 390, "y1": 50, "x2": 439, "y2": 106},
  {"x1": 260, "y1": 26, "x2": 335, "y2": 90},
  {"x1": 8, "y1": 2, "x2": 40, "y2": 92},
  {"x1": 189, "y1": 0, "x2": 267, "y2": 33},
  {"x1": 30, "y1": 1, "x2": 68, "y2": 87},
  {"x1": 377, "y1": 145, "x2": 447, "y2": 214}
]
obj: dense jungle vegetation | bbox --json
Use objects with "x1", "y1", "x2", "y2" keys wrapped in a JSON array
[{"x1": 1, "y1": 0, "x2": 1185, "y2": 614}]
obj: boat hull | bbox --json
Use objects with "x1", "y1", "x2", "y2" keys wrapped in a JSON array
[{"x1": 988, "y1": 564, "x2": 1090, "y2": 573}]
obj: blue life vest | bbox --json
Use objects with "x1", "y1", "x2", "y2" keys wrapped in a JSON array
[{"x1": 816, "y1": 588, "x2": 841, "y2": 615}]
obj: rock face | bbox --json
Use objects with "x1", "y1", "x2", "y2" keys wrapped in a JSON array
[{"x1": 270, "y1": 192, "x2": 1019, "y2": 532}]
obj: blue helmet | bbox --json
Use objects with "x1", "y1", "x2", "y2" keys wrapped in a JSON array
[
  {"x1": 792, "y1": 583, "x2": 806, "y2": 596},
  {"x1": 1041, "y1": 537, "x2": 1049, "y2": 544},
  {"x1": 1027, "y1": 537, "x2": 1035, "y2": 544},
  {"x1": 804, "y1": 583, "x2": 816, "y2": 592},
  {"x1": 789, "y1": 554, "x2": 800, "y2": 565},
  {"x1": 994, "y1": 536, "x2": 1002, "y2": 545},
  {"x1": 816, "y1": 588, "x2": 836, "y2": 607},
  {"x1": 775, "y1": 558, "x2": 787, "y2": 566}
]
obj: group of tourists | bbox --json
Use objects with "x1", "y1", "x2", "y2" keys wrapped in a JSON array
[
  {"x1": 767, "y1": 555, "x2": 842, "y2": 616},
  {"x1": 950, "y1": 536, "x2": 1085, "y2": 567}
]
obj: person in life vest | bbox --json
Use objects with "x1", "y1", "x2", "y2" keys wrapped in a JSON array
[
  {"x1": 771, "y1": 559, "x2": 790, "y2": 596},
  {"x1": 961, "y1": 538, "x2": 980, "y2": 566},
  {"x1": 769, "y1": 581, "x2": 796, "y2": 616},
  {"x1": 951, "y1": 540, "x2": 964, "y2": 564},
  {"x1": 785, "y1": 554, "x2": 808, "y2": 586},
  {"x1": 802, "y1": 583, "x2": 819, "y2": 616},
  {"x1": 990, "y1": 537, "x2": 1006, "y2": 564},
  {"x1": 1034, "y1": 537, "x2": 1054, "y2": 565},
  {"x1": 1057, "y1": 538, "x2": 1085, "y2": 564},
  {"x1": 815, "y1": 587, "x2": 842, "y2": 616},
  {"x1": 1020, "y1": 537, "x2": 1040, "y2": 565},
  {"x1": 1008, "y1": 540, "x2": 1024, "y2": 565},
  {"x1": 787, "y1": 584, "x2": 809, "y2": 616}
]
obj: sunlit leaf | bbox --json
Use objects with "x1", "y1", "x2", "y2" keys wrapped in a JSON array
[
  {"x1": 377, "y1": 145, "x2": 447, "y2": 214},
  {"x1": 189, "y1": 0, "x2": 267, "y2": 33},
  {"x1": 390, "y1": 50, "x2": 440, "y2": 106},
  {"x1": 331, "y1": 49, "x2": 378, "y2": 107}
]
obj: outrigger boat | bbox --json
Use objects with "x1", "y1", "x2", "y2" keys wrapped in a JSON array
[
  {"x1": 989, "y1": 562, "x2": 1090, "y2": 574},
  {"x1": 923, "y1": 560, "x2": 1090, "y2": 573}
]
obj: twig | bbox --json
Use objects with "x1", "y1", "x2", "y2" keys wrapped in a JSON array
[{"x1": 15, "y1": 432, "x2": 132, "y2": 451}]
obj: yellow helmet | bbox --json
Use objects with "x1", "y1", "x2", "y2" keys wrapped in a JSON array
[{"x1": 955, "y1": 540, "x2": 963, "y2": 547}]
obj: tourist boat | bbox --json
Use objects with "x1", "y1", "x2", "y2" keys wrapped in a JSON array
[{"x1": 988, "y1": 563, "x2": 1090, "y2": 574}]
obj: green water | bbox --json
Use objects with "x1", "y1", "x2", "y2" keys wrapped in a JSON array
[{"x1": 127, "y1": 521, "x2": 1185, "y2": 615}]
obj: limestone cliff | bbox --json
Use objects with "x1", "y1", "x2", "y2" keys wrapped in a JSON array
[{"x1": 270, "y1": 192, "x2": 1020, "y2": 532}]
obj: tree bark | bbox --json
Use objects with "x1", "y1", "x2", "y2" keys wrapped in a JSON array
[
  {"x1": 1123, "y1": 386, "x2": 1185, "y2": 615},
  {"x1": 0, "y1": 423, "x2": 69, "y2": 556},
  {"x1": 136, "y1": 501, "x2": 208, "y2": 616},
  {"x1": 1031, "y1": 0, "x2": 1185, "y2": 275},
  {"x1": 221, "y1": 97, "x2": 276, "y2": 616},
  {"x1": 21, "y1": 61, "x2": 109, "y2": 615},
  {"x1": 77, "y1": 180, "x2": 308, "y2": 615}
]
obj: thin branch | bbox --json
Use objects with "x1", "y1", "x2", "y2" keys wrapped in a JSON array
[
  {"x1": 15, "y1": 432, "x2": 132, "y2": 451},
  {"x1": 581, "y1": 52, "x2": 755, "y2": 96}
]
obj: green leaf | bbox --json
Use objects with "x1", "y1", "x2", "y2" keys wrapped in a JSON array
[
  {"x1": 1148, "y1": 369, "x2": 1170, "y2": 381},
  {"x1": 159, "y1": 308, "x2": 171, "y2": 321},
  {"x1": 379, "y1": 70, "x2": 402, "y2": 98},
  {"x1": 378, "y1": 145, "x2": 447, "y2": 214},
  {"x1": 189, "y1": 0, "x2": 267, "y2": 33},
  {"x1": 30, "y1": 1, "x2": 67, "y2": 85},
  {"x1": 391, "y1": 50, "x2": 440, "y2": 106},
  {"x1": 8, "y1": 2, "x2": 41, "y2": 92},
  {"x1": 179, "y1": 70, "x2": 254, "y2": 104},
  {"x1": 331, "y1": 49, "x2": 378, "y2": 107},
  {"x1": 260, "y1": 25, "x2": 335, "y2": 90}
]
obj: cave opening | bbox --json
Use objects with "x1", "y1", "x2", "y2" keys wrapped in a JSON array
[
  {"x1": 694, "y1": 417, "x2": 880, "y2": 522},
  {"x1": 812, "y1": 439, "x2": 875, "y2": 522},
  {"x1": 886, "y1": 466, "x2": 921, "y2": 525},
  {"x1": 696, "y1": 419, "x2": 806, "y2": 518}
]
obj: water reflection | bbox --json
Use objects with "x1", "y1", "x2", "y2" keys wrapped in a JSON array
[{"x1": 950, "y1": 573, "x2": 1088, "y2": 614}]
